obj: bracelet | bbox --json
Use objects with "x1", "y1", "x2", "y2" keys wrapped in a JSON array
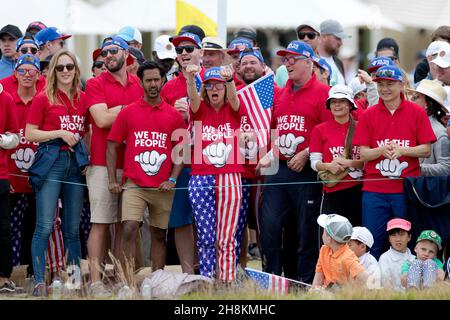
[
  {"x1": 168, "y1": 177, "x2": 177, "y2": 184},
  {"x1": 226, "y1": 78, "x2": 233, "y2": 83}
]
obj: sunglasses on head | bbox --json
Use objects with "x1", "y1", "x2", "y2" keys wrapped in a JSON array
[
  {"x1": 297, "y1": 32, "x2": 318, "y2": 40},
  {"x1": 204, "y1": 82, "x2": 225, "y2": 90},
  {"x1": 16, "y1": 68, "x2": 39, "y2": 76},
  {"x1": 55, "y1": 63, "x2": 75, "y2": 72},
  {"x1": 100, "y1": 47, "x2": 123, "y2": 57},
  {"x1": 175, "y1": 45, "x2": 195, "y2": 54},
  {"x1": 19, "y1": 47, "x2": 38, "y2": 55},
  {"x1": 93, "y1": 61, "x2": 105, "y2": 69}
]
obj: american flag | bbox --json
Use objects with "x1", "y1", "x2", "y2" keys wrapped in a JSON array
[
  {"x1": 237, "y1": 73, "x2": 274, "y2": 147},
  {"x1": 195, "y1": 73, "x2": 203, "y2": 92},
  {"x1": 245, "y1": 267, "x2": 289, "y2": 295}
]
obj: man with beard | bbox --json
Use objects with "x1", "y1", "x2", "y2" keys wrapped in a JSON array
[
  {"x1": 107, "y1": 61, "x2": 185, "y2": 270},
  {"x1": 318, "y1": 19, "x2": 350, "y2": 86},
  {"x1": 84, "y1": 36, "x2": 143, "y2": 296}
]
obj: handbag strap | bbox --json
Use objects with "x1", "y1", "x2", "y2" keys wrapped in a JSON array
[{"x1": 342, "y1": 116, "x2": 355, "y2": 159}]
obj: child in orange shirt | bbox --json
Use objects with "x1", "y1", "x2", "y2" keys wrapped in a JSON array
[{"x1": 312, "y1": 214, "x2": 368, "y2": 289}]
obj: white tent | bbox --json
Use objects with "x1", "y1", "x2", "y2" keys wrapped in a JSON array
[{"x1": 0, "y1": 0, "x2": 117, "y2": 35}]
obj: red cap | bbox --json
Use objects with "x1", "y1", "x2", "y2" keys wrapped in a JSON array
[
  {"x1": 386, "y1": 218, "x2": 411, "y2": 232},
  {"x1": 92, "y1": 48, "x2": 101, "y2": 62}
]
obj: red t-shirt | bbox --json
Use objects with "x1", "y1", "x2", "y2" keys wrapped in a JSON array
[
  {"x1": 353, "y1": 96, "x2": 436, "y2": 193},
  {"x1": 8, "y1": 91, "x2": 39, "y2": 192},
  {"x1": 27, "y1": 90, "x2": 87, "y2": 137},
  {"x1": 0, "y1": 74, "x2": 46, "y2": 95},
  {"x1": 309, "y1": 119, "x2": 362, "y2": 193},
  {"x1": 0, "y1": 90, "x2": 19, "y2": 180},
  {"x1": 271, "y1": 75, "x2": 332, "y2": 161},
  {"x1": 84, "y1": 71, "x2": 143, "y2": 168},
  {"x1": 108, "y1": 98, "x2": 186, "y2": 187},
  {"x1": 190, "y1": 100, "x2": 246, "y2": 175},
  {"x1": 160, "y1": 69, "x2": 205, "y2": 107}
]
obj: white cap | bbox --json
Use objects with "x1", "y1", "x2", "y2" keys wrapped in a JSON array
[
  {"x1": 202, "y1": 36, "x2": 226, "y2": 50},
  {"x1": 426, "y1": 41, "x2": 448, "y2": 58},
  {"x1": 153, "y1": 35, "x2": 176, "y2": 60},
  {"x1": 317, "y1": 214, "x2": 353, "y2": 243},
  {"x1": 348, "y1": 77, "x2": 367, "y2": 96},
  {"x1": 350, "y1": 226, "x2": 374, "y2": 248},
  {"x1": 326, "y1": 84, "x2": 357, "y2": 110},
  {"x1": 431, "y1": 41, "x2": 450, "y2": 68},
  {"x1": 117, "y1": 26, "x2": 142, "y2": 44}
]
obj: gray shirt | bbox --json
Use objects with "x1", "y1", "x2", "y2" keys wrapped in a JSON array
[{"x1": 420, "y1": 116, "x2": 450, "y2": 176}]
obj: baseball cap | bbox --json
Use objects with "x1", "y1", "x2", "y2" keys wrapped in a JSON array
[
  {"x1": 326, "y1": 84, "x2": 357, "y2": 110},
  {"x1": 117, "y1": 26, "x2": 142, "y2": 44},
  {"x1": 368, "y1": 56, "x2": 395, "y2": 73},
  {"x1": 128, "y1": 47, "x2": 146, "y2": 65},
  {"x1": 374, "y1": 65, "x2": 403, "y2": 82},
  {"x1": 0, "y1": 24, "x2": 23, "y2": 39},
  {"x1": 416, "y1": 230, "x2": 442, "y2": 250},
  {"x1": 296, "y1": 21, "x2": 320, "y2": 34},
  {"x1": 240, "y1": 49, "x2": 264, "y2": 63},
  {"x1": 276, "y1": 40, "x2": 315, "y2": 58},
  {"x1": 426, "y1": 41, "x2": 449, "y2": 58},
  {"x1": 92, "y1": 48, "x2": 102, "y2": 62},
  {"x1": 408, "y1": 79, "x2": 448, "y2": 113},
  {"x1": 202, "y1": 36, "x2": 226, "y2": 51},
  {"x1": 317, "y1": 214, "x2": 353, "y2": 244},
  {"x1": 101, "y1": 36, "x2": 129, "y2": 50},
  {"x1": 312, "y1": 56, "x2": 332, "y2": 80},
  {"x1": 153, "y1": 35, "x2": 176, "y2": 60},
  {"x1": 14, "y1": 54, "x2": 40, "y2": 71},
  {"x1": 348, "y1": 77, "x2": 367, "y2": 96},
  {"x1": 320, "y1": 19, "x2": 351, "y2": 39},
  {"x1": 15, "y1": 37, "x2": 39, "y2": 52},
  {"x1": 350, "y1": 226, "x2": 374, "y2": 248},
  {"x1": 227, "y1": 38, "x2": 253, "y2": 54},
  {"x1": 234, "y1": 27, "x2": 257, "y2": 43},
  {"x1": 35, "y1": 27, "x2": 71, "y2": 46},
  {"x1": 26, "y1": 21, "x2": 47, "y2": 33},
  {"x1": 386, "y1": 218, "x2": 411, "y2": 232},
  {"x1": 39, "y1": 54, "x2": 53, "y2": 71},
  {"x1": 431, "y1": 42, "x2": 450, "y2": 69},
  {"x1": 203, "y1": 67, "x2": 225, "y2": 82},
  {"x1": 178, "y1": 25, "x2": 205, "y2": 40},
  {"x1": 171, "y1": 32, "x2": 202, "y2": 48},
  {"x1": 376, "y1": 37, "x2": 399, "y2": 58}
]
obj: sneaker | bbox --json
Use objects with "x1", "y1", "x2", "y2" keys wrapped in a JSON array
[
  {"x1": 89, "y1": 281, "x2": 112, "y2": 298},
  {"x1": 32, "y1": 283, "x2": 48, "y2": 297},
  {"x1": 0, "y1": 280, "x2": 16, "y2": 293}
]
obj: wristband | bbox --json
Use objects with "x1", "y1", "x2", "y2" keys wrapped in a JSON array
[
  {"x1": 226, "y1": 78, "x2": 233, "y2": 83},
  {"x1": 168, "y1": 177, "x2": 177, "y2": 184}
]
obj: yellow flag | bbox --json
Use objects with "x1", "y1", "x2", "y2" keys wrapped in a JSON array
[{"x1": 176, "y1": 0, "x2": 218, "y2": 36}]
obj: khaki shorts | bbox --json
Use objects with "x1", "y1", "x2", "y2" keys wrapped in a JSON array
[
  {"x1": 86, "y1": 165, "x2": 122, "y2": 224},
  {"x1": 121, "y1": 180, "x2": 174, "y2": 229}
]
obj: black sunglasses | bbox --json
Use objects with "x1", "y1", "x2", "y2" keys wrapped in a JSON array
[
  {"x1": 93, "y1": 61, "x2": 105, "y2": 69},
  {"x1": 55, "y1": 63, "x2": 75, "y2": 72},
  {"x1": 19, "y1": 47, "x2": 38, "y2": 55},
  {"x1": 100, "y1": 47, "x2": 122, "y2": 57},
  {"x1": 297, "y1": 32, "x2": 318, "y2": 40},
  {"x1": 175, "y1": 45, "x2": 195, "y2": 54}
]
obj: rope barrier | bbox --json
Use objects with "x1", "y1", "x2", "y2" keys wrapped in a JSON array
[{"x1": 8, "y1": 173, "x2": 402, "y2": 191}]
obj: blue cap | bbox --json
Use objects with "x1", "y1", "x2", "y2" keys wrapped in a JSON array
[
  {"x1": 368, "y1": 56, "x2": 395, "y2": 73},
  {"x1": 35, "y1": 27, "x2": 71, "y2": 46},
  {"x1": 170, "y1": 32, "x2": 202, "y2": 48},
  {"x1": 101, "y1": 36, "x2": 129, "y2": 50},
  {"x1": 203, "y1": 67, "x2": 225, "y2": 82},
  {"x1": 14, "y1": 54, "x2": 40, "y2": 71},
  {"x1": 240, "y1": 49, "x2": 264, "y2": 63},
  {"x1": 313, "y1": 56, "x2": 332, "y2": 80},
  {"x1": 374, "y1": 65, "x2": 403, "y2": 82},
  {"x1": 276, "y1": 40, "x2": 315, "y2": 58},
  {"x1": 15, "y1": 37, "x2": 39, "y2": 52},
  {"x1": 227, "y1": 37, "x2": 253, "y2": 53},
  {"x1": 117, "y1": 26, "x2": 142, "y2": 43}
]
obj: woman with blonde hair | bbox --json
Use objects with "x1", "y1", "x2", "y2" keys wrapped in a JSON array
[{"x1": 25, "y1": 50, "x2": 89, "y2": 296}]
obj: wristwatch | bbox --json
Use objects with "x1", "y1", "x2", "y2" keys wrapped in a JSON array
[{"x1": 168, "y1": 177, "x2": 177, "y2": 184}]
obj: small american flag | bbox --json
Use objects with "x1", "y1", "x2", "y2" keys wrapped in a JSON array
[
  {"x1": 195, "y1": 73, "x2": 203, "y2": 93},
  {"x1": 245, "y1": 267, "x2": 289, "y2": 295},
  {"x1": 237, "y1": 73, "x2": 274, "y2": 147}
]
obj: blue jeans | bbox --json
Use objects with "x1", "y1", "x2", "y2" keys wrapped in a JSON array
[
  {"x1": 31, "y1": 151, "x2": 85, "y2": 283},
  {"x1": 362, "y1": 191, "x2": 409, "y2": 260}
]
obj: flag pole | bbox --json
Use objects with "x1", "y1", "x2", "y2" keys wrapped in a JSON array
[{"x1": 217, "y1": 0, "x2": 227, "y2": 43}]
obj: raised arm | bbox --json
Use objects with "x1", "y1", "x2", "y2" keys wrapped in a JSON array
[
  {"x1": 185, "y1": 64, "x2": 201, "y2": 113},
  {"x1": 220, "y1": 65, "x2": 240, "y2": 112}
]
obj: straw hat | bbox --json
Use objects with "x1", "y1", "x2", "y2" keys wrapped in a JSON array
[{"x1": 408, "y1": 79, "x2": 449, "y2": 113}]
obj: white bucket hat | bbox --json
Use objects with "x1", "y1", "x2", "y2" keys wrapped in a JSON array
[{"x1": 326, "y1": 84, "x2": 357, "y2": 110}]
